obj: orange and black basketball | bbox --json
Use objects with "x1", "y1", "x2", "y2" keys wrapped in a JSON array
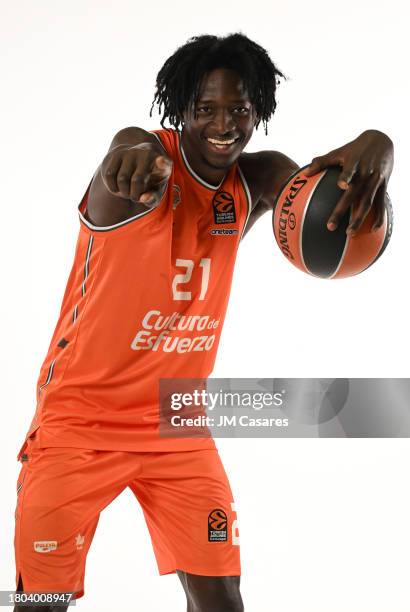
[{"x1": 272, "y1": 166, "x2": 393, "y2": 279}]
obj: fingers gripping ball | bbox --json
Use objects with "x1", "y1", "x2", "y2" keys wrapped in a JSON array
[{"x1": 272, "y1": 166, "x2": 393, "y2": 279}]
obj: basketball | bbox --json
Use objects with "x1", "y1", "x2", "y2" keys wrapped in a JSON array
[{"x1": 272, "y1": 166, "x2": 393, "y2": 279}]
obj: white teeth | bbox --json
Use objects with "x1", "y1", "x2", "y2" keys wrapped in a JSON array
[{"x1": 207, "y1": 138, "x2": 236, "y2": 145}]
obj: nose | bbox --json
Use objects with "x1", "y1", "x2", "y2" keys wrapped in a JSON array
[{"x1": 212, "y1": 109, "x2": 235, "y2": 134}]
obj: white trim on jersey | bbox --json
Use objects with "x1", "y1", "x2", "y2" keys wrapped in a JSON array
[
  {"x1": 149, "y1": 130, "x2": 172, "y2": 157},
  {"x1": 38, "y1": 358, "x2": 56, "y2": 397},
  {"x1": 81, "y1": 235, "x2": 94, "y2": 297},
  {"x1": 78, "y1": 202, "x2": 158, "y2": 232},
  {"x1": 237, "y1": 165, "x2": 253, "y2": 241},
  {"x1": 179, "y1": 142, "x2": 226, "y2": 191}
]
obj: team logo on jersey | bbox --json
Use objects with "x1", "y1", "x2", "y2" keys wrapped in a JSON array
[
  {"x1": 34, "y1": 541, "x2": 57, "y2": 553},
  {"x1": 208, "y1": 509, "x2": 228, "y2": 542},
  {"x1": 212, "y1": 192, "x2": 236, "y2": 224},
  {"x1": 172, "y1": 184, "x2": 181, "y2": 209}
]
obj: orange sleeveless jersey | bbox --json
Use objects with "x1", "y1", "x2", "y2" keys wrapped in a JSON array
[{"x1": 17, "y1": 129, "x2": 252, "y2": 459}]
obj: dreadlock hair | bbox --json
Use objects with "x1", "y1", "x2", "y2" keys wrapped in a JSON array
[{"x1": 150, "y1": 33, "x2": 286, "y2": 135}]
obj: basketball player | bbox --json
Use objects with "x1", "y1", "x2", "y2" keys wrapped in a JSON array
[{"x1": 13, "y1": 33, "x2": 393, "y2": 612}]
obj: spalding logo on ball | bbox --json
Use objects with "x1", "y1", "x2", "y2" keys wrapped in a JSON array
[{"x1": 272, "y1": 166, "x2": 393, "y2": 278}]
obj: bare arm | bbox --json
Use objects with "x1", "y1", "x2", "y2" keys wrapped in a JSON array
[{"x1": 241, "y1": 151, "x2": 299, "y2": 237}]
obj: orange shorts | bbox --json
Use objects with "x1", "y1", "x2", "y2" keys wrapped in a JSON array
[{"x1": 14, "y1": 433, "x2": 240, "y2": 599}]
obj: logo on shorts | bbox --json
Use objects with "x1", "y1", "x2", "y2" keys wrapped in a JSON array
[
  {"x1": 34, "y1": 540, "x2": 57, "y2": 553},
  {"x1": 208, "y1": 509, "x2": 228, "y2": 542},
  {"x1": 75, "y1": 534, "x2": 85, "y2": 550},
  {"x1": 212, "y1": 192, "x2": 236, "y2": 224}
]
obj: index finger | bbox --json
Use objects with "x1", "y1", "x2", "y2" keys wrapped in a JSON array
[{"x1": 337, "y1": 164, "x2": 358, "y2": 190}]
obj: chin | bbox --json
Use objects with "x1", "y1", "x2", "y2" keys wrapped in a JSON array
[
  {"x1": 202, "y1": 150, "x2": 241, "y2": 170},
  {"x1": 206, "y1": 157, "x2": 234, "y2": 170}
]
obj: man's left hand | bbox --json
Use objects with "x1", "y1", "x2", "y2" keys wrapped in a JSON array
[{"x1": 304, "y1": 130, "x2": 394, "y2": 235}]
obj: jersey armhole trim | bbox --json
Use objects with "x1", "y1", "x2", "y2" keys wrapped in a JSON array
[
  {"x1": 149, "y1": 130, "x2": 171, "y2": 157},
  {"x1": 77, "y1": 174, "x2": 169, "y2": 233},
  {"x1": 237, "y1": 165, "x2": 253, "y2": 241}
]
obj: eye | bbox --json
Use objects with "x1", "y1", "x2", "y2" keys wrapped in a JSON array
[
  {"x1": 233, "y1": 107, "x2": 250, "y2": 114},
  {"x1": 197, "y1": 106, "x2": 212, "y2": 114}
]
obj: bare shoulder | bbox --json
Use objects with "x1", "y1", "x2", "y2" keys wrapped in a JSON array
[{"x1": 238, "y1": 150, "x2": 299, "y2": 212}]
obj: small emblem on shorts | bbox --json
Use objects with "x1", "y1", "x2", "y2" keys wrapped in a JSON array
[
  {"x1": 34, "y1": 540, "x2": 57, "y2": 553},
  {"x1": 212, "y1": 192, "x2": 236, "y2": 224},
  {"x1": 208, "y1": 509, "x2": 228, "y2": 542},
  {"x1": 75, "y1": 534, "x2": 85, "y2": 550}
]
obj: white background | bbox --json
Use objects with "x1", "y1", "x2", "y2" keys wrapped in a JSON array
[{"x1": 1, "y1": 1, "x2": 409, "y2": 610}]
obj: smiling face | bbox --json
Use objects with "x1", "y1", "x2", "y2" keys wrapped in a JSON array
[{"x1": 181, "y1": 68, "x2": 258, "y2": 184}]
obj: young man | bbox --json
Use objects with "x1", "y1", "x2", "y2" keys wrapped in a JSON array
[{"x1": 14, "y1": 33, "x2": 393, "y2": 612}]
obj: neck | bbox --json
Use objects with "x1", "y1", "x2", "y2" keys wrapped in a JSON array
[{"x1": 180, "y1": 129, "x2": 228, "y2": 187}]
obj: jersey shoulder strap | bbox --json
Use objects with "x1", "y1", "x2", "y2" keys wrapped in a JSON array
[{"x1": 149, "y1": 128, "x2": 179, "y2": 160}]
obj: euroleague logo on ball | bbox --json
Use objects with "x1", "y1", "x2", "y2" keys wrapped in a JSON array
[
  {"x1": 208, "y1": 508, "x2": 228, "y2": 542},
  {"x1": 212, "y1": 192, "x2": 236, "y2": 224},
  {"x1": 288, "y1": 212, "x2": 296, "y2": 230}
]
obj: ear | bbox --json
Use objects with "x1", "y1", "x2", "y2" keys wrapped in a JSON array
[{"x1": 180, "y1": 108, "x2": 191, "y2": 127}]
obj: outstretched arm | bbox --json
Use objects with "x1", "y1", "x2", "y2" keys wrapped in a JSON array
[
  {"x1": 242, "y1": 130, "x2": 394, "y2": 238},
  {"x1": 241, "y1": 151, "x2": 298, "y2": 237}
]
